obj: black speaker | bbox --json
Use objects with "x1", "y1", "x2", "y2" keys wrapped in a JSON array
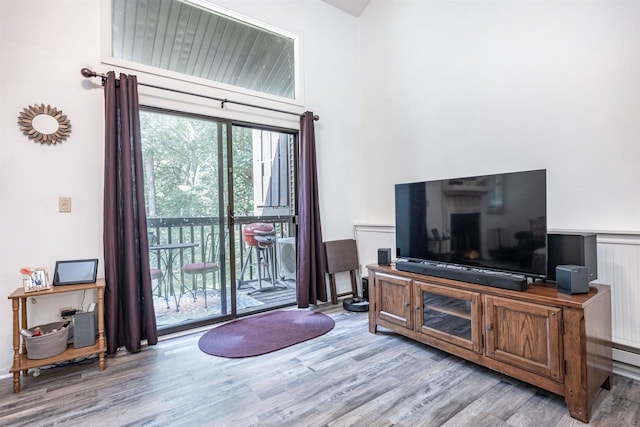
[
  {"x1": 547, "y1": 233, "x2": 597, "y2": 282},
  {"x1": 72, "y1": 311, "x2": 96, "y2": 348},
  {"x1": 378, "y1": 248, "x2": 391, "y2": 266},
  {"x1": 361, "y1": 276, "x2": 369, "y2": 300},
  {"x1": 556, "y1": 265, "x2": 589, "y2": 294}
]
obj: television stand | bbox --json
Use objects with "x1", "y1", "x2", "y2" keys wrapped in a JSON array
[{"x1": 368, "y1": 264, "x2": 612, "y2": 423}]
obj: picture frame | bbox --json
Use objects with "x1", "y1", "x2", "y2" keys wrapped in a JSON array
[{"x1": 22, "y1": 267, "x2": 50, "y2": 293}]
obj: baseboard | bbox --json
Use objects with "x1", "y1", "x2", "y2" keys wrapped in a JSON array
[
  {"x1": 613, "y1": 361, "x2": 640, "y2": 381},
  {"x1": 612, "y1": 347, "x2": 640, "y2": 381}
]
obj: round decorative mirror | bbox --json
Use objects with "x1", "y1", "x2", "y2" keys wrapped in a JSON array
[{"x1": 17, "y1": 104, "x2": 71, "y2": 144}]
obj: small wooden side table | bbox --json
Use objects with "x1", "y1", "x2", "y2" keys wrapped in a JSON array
[{"x1": 8, "y1": 279, "x2": 106, "y2": 393}]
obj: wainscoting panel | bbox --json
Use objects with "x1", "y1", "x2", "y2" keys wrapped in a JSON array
[
  {"x1": 353, "y1": 224, "x2": 395, "y2": 276},
  {"x1": 354, "y1": 225, "x2": 640, "y2": 373},
  {"x1": 597, "y1": 234, "x2": 640, "y2": 349}
]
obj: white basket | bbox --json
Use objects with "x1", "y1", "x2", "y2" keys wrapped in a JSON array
[{"x1": 24, "y1": 322, "x2": 70, "y2": 359}]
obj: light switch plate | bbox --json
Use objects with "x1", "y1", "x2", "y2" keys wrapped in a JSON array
[{"x1": 59, "y1": 197, "x2": 71, "y2": 213}]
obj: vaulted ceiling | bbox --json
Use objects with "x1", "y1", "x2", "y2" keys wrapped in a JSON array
[{"x1": 321, "y1": 0, "x2": 371, "y2": 17}]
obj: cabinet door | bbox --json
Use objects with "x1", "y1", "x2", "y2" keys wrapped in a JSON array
[
  {"x1": 415, "y1": 281, "x2": 482, "y2": 353},
  {"x1": 375, "y1": 273, "x2": 412, "y2": 329},
  {"x1": 485, "y1": 296, "x2": 563, "y2": 381}
]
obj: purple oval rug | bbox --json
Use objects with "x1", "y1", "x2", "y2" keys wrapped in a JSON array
[{"x1": 198, "y1": 310, "x2": 335, "y2": 358}]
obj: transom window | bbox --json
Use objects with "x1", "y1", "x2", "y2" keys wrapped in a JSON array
[{"x1": 111, "y1": 0, "x2": 297, "y2": 99}]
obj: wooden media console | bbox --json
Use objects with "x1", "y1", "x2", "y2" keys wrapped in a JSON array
[{"x1": 368, "y1": 264, "x2": 612, "y2": 423}]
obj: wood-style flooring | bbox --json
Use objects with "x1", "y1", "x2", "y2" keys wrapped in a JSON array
[{"x1": 1, "y1": 305, "x2": 639, "y2": 426}]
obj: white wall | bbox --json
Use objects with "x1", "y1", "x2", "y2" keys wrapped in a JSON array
[
  {"x1": 0, "y1": 0, "x2": 106, "y2": 376},
  {"x1": 0, "y1": 0, "x2": 362, "y2": 374},
  {"x1": 359, "y1": 0, "x2": 640, "y2": 233}
]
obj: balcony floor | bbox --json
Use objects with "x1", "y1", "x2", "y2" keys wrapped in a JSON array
[{"x1": 153, "y1": 279, "x2": 297, "y2": 329}]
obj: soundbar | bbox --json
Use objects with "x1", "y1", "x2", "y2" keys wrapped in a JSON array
[{"x1": 396, "y1": 260, "x2": 528, "y2": 291}]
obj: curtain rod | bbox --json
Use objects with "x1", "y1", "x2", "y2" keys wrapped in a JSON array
[{"x1": 80, "y1": 68, "x2": 319, "y2": 121}]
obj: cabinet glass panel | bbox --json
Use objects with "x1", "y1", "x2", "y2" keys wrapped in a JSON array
[{"x1": 422, "y1": 291, "x2": 472, "y2": 340}]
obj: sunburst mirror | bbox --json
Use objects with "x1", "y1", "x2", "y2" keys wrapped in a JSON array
[{"x1": 17, "y1": 104, "x2": 72, "y2": 144}]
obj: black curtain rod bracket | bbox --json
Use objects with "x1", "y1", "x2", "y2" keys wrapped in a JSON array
[{"x1": 81, "y1": 67, "x2": 319, "y2": 121}]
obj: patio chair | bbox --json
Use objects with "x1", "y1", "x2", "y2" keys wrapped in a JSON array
[
  {"x1": 150, "y1": 268, "x2": 169, "y2": 309},
  {"x1": 181, "y1": 233, "x2": 219, "y2": 308},
  {"x1": 149, "y1": 231, "x2": 169, "y2": 309}
]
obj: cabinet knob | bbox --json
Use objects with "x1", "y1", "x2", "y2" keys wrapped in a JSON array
[{"x1": 486, "y1": 325, "x2": 493, "y2": 331}]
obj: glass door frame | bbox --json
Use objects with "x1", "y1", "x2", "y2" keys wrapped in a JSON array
[
  {"x1": 226, "y1": 120, "x2": 299, "y2": 319},
  {"x1": 141, "y1": 106, "x2": 234, "y2": 335},
  {"x1": 142, "y1": 105, "x2": 300, "y2": 335}
]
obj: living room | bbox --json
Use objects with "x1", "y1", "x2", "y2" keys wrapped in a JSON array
[{"x1": 1, "y1": 0, "x2": 639, "y2": 424}]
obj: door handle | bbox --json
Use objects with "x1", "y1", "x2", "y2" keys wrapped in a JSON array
[{"x1": 227, "y1": 206, "x2": 235, "y2": 228}]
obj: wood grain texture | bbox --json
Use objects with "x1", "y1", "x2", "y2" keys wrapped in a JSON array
[
  {"x1": 376, "y1": 272, "x2": 412, "y2": 328},
  {"x1": 485, "y1": 295, "x2": 562, "y2": 381},
  {"x1": 0, "y1": 305, "x2": 637, "y2": 426}
]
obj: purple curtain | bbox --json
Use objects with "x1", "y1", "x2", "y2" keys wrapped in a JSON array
[
  {"x1": 297, "y1": 111, "x2": 327, "y2": 307},
  {"x1": 103, "y1": 71, "x2": 157, "y2": 354}
]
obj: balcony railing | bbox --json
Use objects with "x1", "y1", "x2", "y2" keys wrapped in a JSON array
[{"x1": 147, "y1": 215, "x2": 295, "y2": 287}]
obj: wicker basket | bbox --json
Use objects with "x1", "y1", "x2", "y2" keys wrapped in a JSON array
[{"x1": 24, "y1": 321, "x2": 70, "y2": 359}]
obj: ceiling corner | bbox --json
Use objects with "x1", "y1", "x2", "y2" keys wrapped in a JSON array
[{"x1": 321, "y1": 0, "x2": 371, "y2": 17}]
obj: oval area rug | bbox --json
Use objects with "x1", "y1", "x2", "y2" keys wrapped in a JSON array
[{"x1": 198, "y1": 310, "x2": 335, "y2": 358}]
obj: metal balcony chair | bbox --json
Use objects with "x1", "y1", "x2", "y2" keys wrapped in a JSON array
[
  {"x1": 149, "y1": 231, "x2": 169, "y2": 309},
  {"x1": 181, "y1": 233, "x2": 220, "y2": 308},
  {"x1": 324, "y1": 239, "x2": 359, "y2": 305},
  {"x1": 150, "y1": 267, "x2": 169, "y2": 309}
]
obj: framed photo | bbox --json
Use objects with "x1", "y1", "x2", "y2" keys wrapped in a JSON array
[{"x1": 22, "y1": 267, "x2": 50, "y2": 293}]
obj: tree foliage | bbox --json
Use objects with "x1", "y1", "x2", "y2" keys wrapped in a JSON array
[
  {"x1": 140, "y1": 110, "x2": 297, "y2": 224},
  {"x1": 140, "y1": 111, "x2": 257, "y2": 219},
  {"x1": 232, "y1": 126, "x2": 258, "y2": 216},
  {"x1": 142, "y1": 111, "x2": 218, "y2": 217}
]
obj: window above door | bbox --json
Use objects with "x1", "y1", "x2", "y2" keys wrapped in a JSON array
[{"x1": 110, "y1": 0, "x2": 299, "y2": 101}]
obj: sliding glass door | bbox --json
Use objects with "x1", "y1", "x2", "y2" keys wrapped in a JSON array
[
  {"x1": 230, "y1": 124, "x2": 298, "y2": 315},
  {"x1": 140, "y1": 108, "x2": 297, "y2": 332},
  {"x1": 141, "y1": 109, "x2": 228, "y2": 331}
]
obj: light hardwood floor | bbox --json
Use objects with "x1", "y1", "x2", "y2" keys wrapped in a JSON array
[{"x1": 1, "y1": 305, "x2": 639, "y2": 426}]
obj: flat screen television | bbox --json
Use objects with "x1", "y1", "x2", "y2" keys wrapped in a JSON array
[{"x1": 395, "y1": 169, "x2": 547, "y2": 279}]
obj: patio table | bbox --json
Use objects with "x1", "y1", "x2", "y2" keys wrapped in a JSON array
[{"x1": 149, "y1": 242, "x2": 199, "y2": 311}]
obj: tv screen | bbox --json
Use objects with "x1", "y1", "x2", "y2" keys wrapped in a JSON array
[
  {"x1": 395, "y1": 169, "x2": 547, "y2": 278},
  {"x1": 53, "y1": 259, "x2": 99, "y2": 285}
]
